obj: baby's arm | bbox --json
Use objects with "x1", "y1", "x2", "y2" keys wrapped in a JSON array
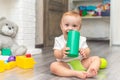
[
  {"x1": 54, "y1": 46, "x2": 69, "y2": 59},
  {"x1": 79, "y1": 48, "x2": 90, "y2": 58}
]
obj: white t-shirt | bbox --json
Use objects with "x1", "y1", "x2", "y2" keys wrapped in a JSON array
[{"x1": 53, "y1": 35, "x2": 88, "y2": 62}]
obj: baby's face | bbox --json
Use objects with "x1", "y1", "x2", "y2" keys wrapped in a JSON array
[{"x1": 60, "y1": 15, "x2": 81, "y2": 39}]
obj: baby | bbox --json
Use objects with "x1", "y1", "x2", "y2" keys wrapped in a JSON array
[{"x1": 50, "y1": 11, "x2": 100, "y2": 79}]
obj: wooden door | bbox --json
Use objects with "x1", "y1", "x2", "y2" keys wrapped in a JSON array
[{"x1": 44, "y1": 0, "x2": 68, "y2": 47}]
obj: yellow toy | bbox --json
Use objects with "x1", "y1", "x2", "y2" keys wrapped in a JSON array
[
  {"x1": 0, "y1": 60, "x2": 5, "y2": 72},
  {"x1": 16, "y1": 54, "x2": 36, "y2": 69},
  {"x1": 0, "y1": 54, "x2": 36, "y2": 73},
  {"x1": 5, "y1": 61, "x2": 16, "y2": 70},
  {"x1": 0, "y1": 60, "x2": 16, "y2": 72},
  {"x1": 100, "y1": 58, "x2": 108, "y2": 69}
]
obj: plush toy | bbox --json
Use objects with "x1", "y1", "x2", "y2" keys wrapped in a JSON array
[{"x1": 0, "y1": 17, "x2": 27, "y2": 56}]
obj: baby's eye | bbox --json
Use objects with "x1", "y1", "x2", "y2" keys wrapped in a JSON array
[
  {"x1": 73, "y1": 25, "x2": 77, "y2": 27},
  {"x1": 65, "y1": 24, "x2": 69, "y2": 27},
  {"x1": 6, "y1": 24, "x2": 8, "y2": 26}
]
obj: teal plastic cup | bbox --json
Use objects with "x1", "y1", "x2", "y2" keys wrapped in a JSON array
[{"x1": 67, "y1": 30, "x2": 80, "y2": 57}]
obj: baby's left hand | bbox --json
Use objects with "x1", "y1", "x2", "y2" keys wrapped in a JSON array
[{"x1": 79, "y1": 48, "x2": 88, "y2": 58}]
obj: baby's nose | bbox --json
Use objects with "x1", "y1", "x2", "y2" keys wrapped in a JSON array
[
  {"x1": 9, "y1": 27, "x2": 11, "y2": 30},
  {"x1": 68, "y1": 26, "x2": 73, "y2": 30}
]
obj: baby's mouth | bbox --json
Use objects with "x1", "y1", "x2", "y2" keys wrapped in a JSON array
[
  {"x1": 67, "y1": 32, "x2": 68, "y2": 35},
  {"x1": 67, "y1": 31, "x2": 69, "y2": 34}
]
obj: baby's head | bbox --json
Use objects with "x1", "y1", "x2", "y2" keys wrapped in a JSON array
[{"x1": 60, "y1": 11, "x2": 82, "y2": 39}]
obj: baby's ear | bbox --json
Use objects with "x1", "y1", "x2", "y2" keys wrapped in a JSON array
[{"x1": 0, "y1": 17, "x2": 6, "y2": 21}]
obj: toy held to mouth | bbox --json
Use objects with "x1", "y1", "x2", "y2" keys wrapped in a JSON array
[{"x1": 67, "y1": 30, "x2": 80, "y2": 57}]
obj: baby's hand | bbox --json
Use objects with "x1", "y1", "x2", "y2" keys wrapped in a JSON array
[
  {"x1": 79, "y1": 48, "x2": 88, "y2": 58},
  {"x1": 61, "y1": 46, "x2": 70, "y2": 57}
]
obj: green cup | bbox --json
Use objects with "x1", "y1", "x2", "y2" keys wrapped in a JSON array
[{"x1": 67, "y1": 30, "x2": 80, "y2": 57}]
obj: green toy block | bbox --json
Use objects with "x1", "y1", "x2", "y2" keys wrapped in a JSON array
[{"x1": 1, "y1": 48, "x2": 12, "y2": 56}]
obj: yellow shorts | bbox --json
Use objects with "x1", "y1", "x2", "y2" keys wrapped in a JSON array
[{"x1": 67, "y1": 59, "x2": 86, "y2": 71}]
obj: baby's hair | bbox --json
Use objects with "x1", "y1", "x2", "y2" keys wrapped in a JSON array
[
  {"x1": 61, "y1": 10, "x2": 82, "y2": 28},
  {"x1": 62, "y1": 10, "x2": 81, "y2": 20}
]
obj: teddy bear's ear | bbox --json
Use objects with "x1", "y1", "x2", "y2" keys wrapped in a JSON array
[{"x1": 0, "y1": 17, "x2": 6, "y2": 21}]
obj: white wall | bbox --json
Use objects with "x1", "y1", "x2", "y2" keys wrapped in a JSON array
[
  {"x1": 36, "y1": 0, "x2": 43, "y2": 45},
  {"x1": 111, "y1": 0, "x2": 120, "y2": 45},
  {"x1": 0, "y1": 0, "x2": 42, "y2": 54}
]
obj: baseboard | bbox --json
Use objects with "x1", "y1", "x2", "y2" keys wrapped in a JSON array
[{"x1": 35, "y1": 44, "x2": 44, "y2": 48}]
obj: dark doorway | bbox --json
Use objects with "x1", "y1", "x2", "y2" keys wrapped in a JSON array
[{"x1": 43, "y1": 0, "x2": 68, "y2": 47}]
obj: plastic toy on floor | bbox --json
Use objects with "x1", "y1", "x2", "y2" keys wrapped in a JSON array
[
  {"x1": 5, "y1": 61, "x2": 16, "y2": 70},
  {"x1": 8, "y1": 56, "x2": 16, "y2": 62},
  {"x1": 0, "y1": 60, "x2": 16, "y2": 72},
  {"x1": 0, "y1": 53, "x2": 36, "y2": 72},
  {"x1": 16, "y1": 54, "x2": 36, "y2": 69},
  {"x1": 100, "y1": 58, "x2": 108, "y2": 69},
  {"x1": 0, "y1": 60, "x2": 6, "y2": 72},
  {"x1": 1, "y1": 48, "x2": 12, "y2": 56}
]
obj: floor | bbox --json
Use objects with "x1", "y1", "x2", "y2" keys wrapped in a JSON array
[{"x1": 0, "y1": 40, "x2": 120, "y2": 80}]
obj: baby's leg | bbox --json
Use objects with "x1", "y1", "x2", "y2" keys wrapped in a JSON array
[
  {"x1": 50, "y1": 61, "x2": 87, "y2": 79},
  {"x1": 81, "y1": 56, "x2": 100, "y2": 78},
  {"x1": 87, "y1": 68, "x2": 97, "y2": 77}
]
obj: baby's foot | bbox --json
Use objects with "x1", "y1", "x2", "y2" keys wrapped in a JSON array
[
  {"x1": 75, "y1": 71, "x2": 87, "y2": 79},
  {"x1": 87, "y1": 68, "x2": 97, "y2": 78}
]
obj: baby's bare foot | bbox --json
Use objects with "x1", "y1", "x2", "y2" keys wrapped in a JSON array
[
  {"x1": 87, "y1": 68, "x2": 97, "y2": 78},
  {"x1": 75, "y1": 71, "x2": 87, "y2": 79}
]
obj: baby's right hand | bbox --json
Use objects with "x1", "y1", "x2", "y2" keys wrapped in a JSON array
[{"x1": 61, "y1": 46, "x2": 70, "y2": 57}]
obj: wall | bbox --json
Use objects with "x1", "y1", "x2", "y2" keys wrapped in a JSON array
[
  {"x1": 111, "y1": 0, "x2": 120, "y2": 45},
  {"x1": 36, "y1": 0, "x2": 43, "y2": 45},
  {"x1": 0, "y1": 0, "x2": 42, "y2": 54}
]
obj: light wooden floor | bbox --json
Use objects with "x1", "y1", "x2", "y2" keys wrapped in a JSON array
[{"x1": 0, "y1": 40, "x2": 120, "y2": 80}]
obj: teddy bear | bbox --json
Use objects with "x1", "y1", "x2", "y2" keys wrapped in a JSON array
[{"x1": 0, "y1": 17, "x2": 27, "y2": 56}]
